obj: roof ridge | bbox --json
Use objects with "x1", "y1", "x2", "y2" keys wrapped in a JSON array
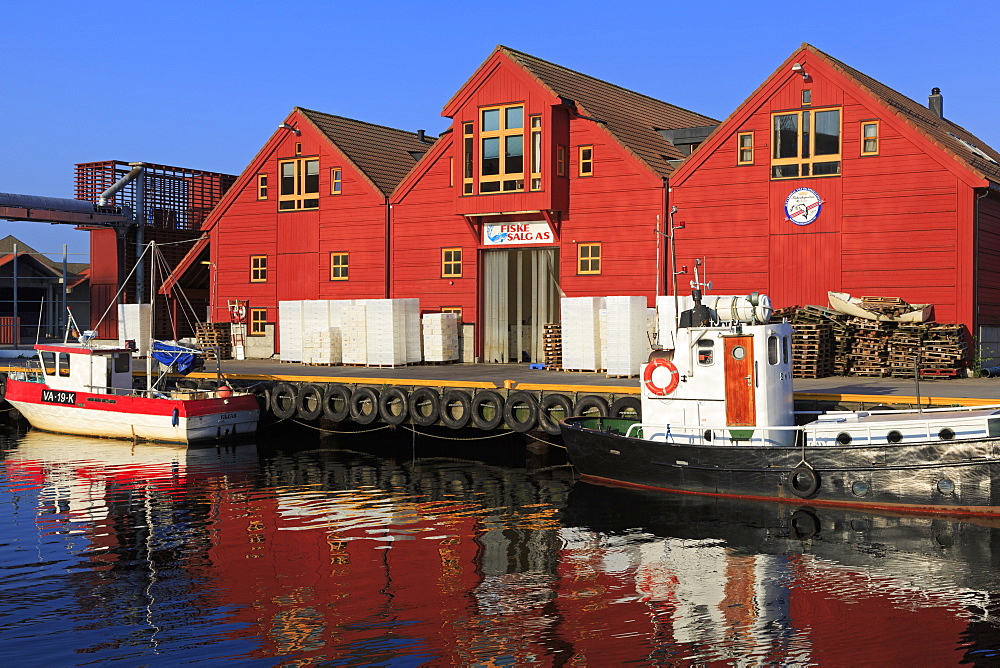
[
  {"x1": 499, "y1": 46, "x2": 716, "y2": 123},
  {"x1": 296, "y1": 107, "x2": 434, "y2": 140}
]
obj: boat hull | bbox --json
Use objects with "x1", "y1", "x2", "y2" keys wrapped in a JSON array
[
  {"x1": 5, "y1": 378, "x2": 259, "y2": 445},
  {"x1": 560, "y1": 417, "x2": 1000, "y2": 516}
]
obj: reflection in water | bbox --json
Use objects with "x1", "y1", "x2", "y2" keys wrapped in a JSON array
[{"x1": 1, "y1": 426, "x2": 999, "y2": 664}]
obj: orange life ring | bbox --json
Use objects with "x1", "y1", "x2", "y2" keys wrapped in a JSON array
[{"x1": 644, "y1": 358, "x2": 679, "y2": 396}]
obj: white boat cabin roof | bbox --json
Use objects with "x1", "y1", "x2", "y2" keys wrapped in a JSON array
[{"x1": 35, "y1": 342, "x2": 132, "y2": 356}]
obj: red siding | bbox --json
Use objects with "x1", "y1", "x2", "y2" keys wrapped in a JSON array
[{"x1": 671, "y1": 49, "x2": 979, "y2": 330}]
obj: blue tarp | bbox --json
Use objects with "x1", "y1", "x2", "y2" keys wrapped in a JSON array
[{"x1": 151, "y1": 341, "x2": 199, "y2": 375}]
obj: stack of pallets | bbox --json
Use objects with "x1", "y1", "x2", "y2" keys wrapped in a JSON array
[
  {"x1": 791, "y1": 323, "x2": 834, "y2": 378},
  {"x1": 847, "y1": 319, "x2": 896, "y2": 376},
  {"x1": 543, "y1": 323, "x2": 562, "y2": 370},
  {"x1": 196, "y1": 322, "x2": 232, "y2": 360}
]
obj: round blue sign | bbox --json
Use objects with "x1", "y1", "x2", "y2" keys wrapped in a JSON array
[{"x1": 785, "y1": 188, "x2": 823, "y2": 225}]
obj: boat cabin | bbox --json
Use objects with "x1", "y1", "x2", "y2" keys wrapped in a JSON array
[{"x1": 33, "y1": 343, "x2": 134, "y2": 395}]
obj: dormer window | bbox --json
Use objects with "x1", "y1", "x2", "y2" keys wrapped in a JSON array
[{"x1": 480, "y1": 104, "x2": 525, "y2": 193}]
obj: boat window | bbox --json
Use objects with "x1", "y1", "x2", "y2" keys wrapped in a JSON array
[
  {"x1": 40, "y1": 351, "x2": 55, "y2": 376},
  {"x1": 57, "y1": 354, "x2": 70, "y2": 377},
  {"x1": 697, "y1": 339, "x2": 714, "y2": 365},
  {"x1": 114, "y1": 353, "x2": 130, "y2": 374},
  {"x1": 782, "y1": 335, "x2": 790, "y2": 364},
  {"x1": 768, "y1": 335, "x2": 778, "y2": 364}
]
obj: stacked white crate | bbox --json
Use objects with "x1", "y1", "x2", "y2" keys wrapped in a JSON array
[
  {"x1": 278, "y1": 300, "x2": 304, "y2": 362},
  {"x1": 603, "y1": 296, "x2": 649, "y2": 376},
  {"x1": 422, "y1": 313, "x2": 459, "y2": 362},
  {"x1": 300, "y1": 300, "x2": 341, "y2": 364},
  {"x1": 118, "y1": 303, "x2": 151, "y2": 356},
  {"x1": 402, "y1": 298, "x2": 422, "y2": 364},
  {"x1": 341, "y1": 301, "x2": 368, "y2": 365},
  {"x1": 366, "y1": 299, "x2": 408, "y2": 366},
  {"x1": 560, "y1": 297, "x2": 604, "y2": 371}
]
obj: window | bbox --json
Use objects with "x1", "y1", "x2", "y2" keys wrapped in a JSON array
[
  {"x1": 578, "y1": 243, "x2": 601, "y2": 274},
  {"x1": 279, "y1": 158, "x2": 320, "y2": 210},
  {"x1": 330, "y1": 167, "x2": 342, "y2": 194},
  {"x1": 479, "y1": 104, "x2": 525, "y2": 193},
  {"x1": 463, "y1": 122, "x2": 474, "y2": 194},
  {"x1": 801, "y1": 89, "x2": 812, "y2": 106},
  {"x1": 442, "y1": 306, "x2": 463, "y2": 321},
  {"x1": 556, "y1": 145, "x2": 567, "y2": 177},
  {"x1": 737, "y1": 132, "x2": 754, "y2": 164},
  {"x1": 697, "y1": 339, "x2": 715, "y2": 365},
  {"x1": 257, "y1": 174, "x2": 268, "y2": 199},
  {"x1": 768, "y1": 335, "x2": 778, "y2": 364},
  {"x1": 294, "y1": 142, "x2": 302, "y2": 155},
  {"x1": 861, "y1": 121, "x2": 880, "y2": 156},
  {"x1": 330, "y1": 252, "x2": 348, "y2": 280},
  {"x1": 771, "y1": 108, "x2": 841, "y2": 179},
  {"x1": 250, "y1": 308, "x2": 267, "y2": 336},
  {"x1": 579, "y1": 145, "x2": 593, "y2": 176},
  {"x1": 250, "y1": 255, "x2": 267, "y2": 282},
  {"x1": 442, "y1": 248, "x2": 462, "y2": 277},
  {"x1": 449, "y1": 156, "x2": 454, "y2": 187},
  {"x1": 530, "y1": 115, "x2": 542, "y2": 190}
]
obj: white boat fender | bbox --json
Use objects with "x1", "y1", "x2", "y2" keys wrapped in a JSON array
[{"x1": 644, "y1": 358, "x2": 680, "y2": 396}]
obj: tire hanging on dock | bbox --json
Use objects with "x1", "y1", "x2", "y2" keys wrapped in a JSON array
[
  {"x1": 609, "y1": 396, "x2": 642, "y2": 421},
  {"x1": 296, "y1": 384, "x2": 325, "y2": 421},
  {"x1": 378, "y1": 387, "x2": 409, "y2": 425},
  {"x1": 270, "y1": 382, "x2": 298, "y2": 420},
  {"x1": 471, "y1": 390, "x2": 505, "y2": 430},
  {"x1": 251, "y1": 385, "x2": 271, "y2": 413},
  {"x1": 407, "y1": 387, "x2": 440, "y2": 427},
  {"x1": 504, "y1": 391, "x2": 539, "y2": 433},
  {"x1": 439, "y1": 389, "x2": 472, "y2": 430},
  {"x1": 351, "y1": 386, "x2": 380, "y2": 425},
  {"x1": 573, "y1": 395, "x2": 610, "y2": 419},
  {"x1": 538, "y1": 393, "x2": 573, "y2": 435},
  {"x1": 322, "y1": 384, "x2": 352, "y2": 422}
]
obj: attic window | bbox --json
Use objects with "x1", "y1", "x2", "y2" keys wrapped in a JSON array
[
  {"x1": 948, "y1": 133, "x2": 998, "y2": 164},
  {"x1": 479, "y1": 104, "x2": 524, "y2": 193},
  {"x1": 279, "y1": 158, "x2": 320, "y2": 210},
  {"x1": 771, "y1": 108, "x2": 841, "y2": 179},
  {"x1": 330, "y1": 167, "x2": 342, "y2": 194}
]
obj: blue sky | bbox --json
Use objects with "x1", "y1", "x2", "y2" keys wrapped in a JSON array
[{"x1": 3, "y1": 1, "x2": 998, "y2": 261}]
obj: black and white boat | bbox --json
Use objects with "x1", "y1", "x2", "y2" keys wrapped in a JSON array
[{"x1": 559, "y1": 288, "x2": 1000, "y2": 516}]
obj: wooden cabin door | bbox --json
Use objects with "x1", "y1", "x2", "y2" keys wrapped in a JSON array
[{"x1": 724, "y1": 336, "x2": 756, "y2": 429}]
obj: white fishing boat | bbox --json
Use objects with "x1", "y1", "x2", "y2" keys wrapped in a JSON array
[
  {"x1": 560, "y1": 283, "x2": 1000, "y2": 516},
  {"x1": 1, "y1": 242, "x2": 258, "y2": 445}
]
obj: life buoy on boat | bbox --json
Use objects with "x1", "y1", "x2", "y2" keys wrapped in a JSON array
[{"x1": 643, "y1": 358, "x2": 680, "y2": 396}]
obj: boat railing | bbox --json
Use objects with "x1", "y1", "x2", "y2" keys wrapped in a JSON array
[{"x1": 619, "y1": 412, "x2": 998, "y2": 448}]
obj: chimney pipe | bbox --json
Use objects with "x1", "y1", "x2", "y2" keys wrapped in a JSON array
[
  {"x1": 929, "y1": 88, "x2": 943, "y2": 118},
  {"x1": 417, "y1": 129, "x2": 426, "y2": 142}
]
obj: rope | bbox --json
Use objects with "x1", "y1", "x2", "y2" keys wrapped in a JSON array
[
  {"x1": 525, "y1": 434, "x2": 567, "y2": 450},
  {"x1": 399, "y1": 424, "x2": 518, "y2": 441}
]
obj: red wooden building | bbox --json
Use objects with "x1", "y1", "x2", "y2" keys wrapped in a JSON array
[
  {"x1": 168, "y1": 108, "x2": 433, "y2": 351},
  {"x1": 390, "y1": 46, "x2": 718, "y2": 362},
  {"x1": 668, "y1": 43, "x2": 1000, "y2": 359},
  {"x1": 174, "y1": 47, "x2": 718, "y2": 361}
]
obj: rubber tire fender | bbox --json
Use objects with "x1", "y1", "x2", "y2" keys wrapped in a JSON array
[
  {"x1": 270, "y1": 382, "x2": 298, "y2": 420},
  {"x1": 471, "y1": 390, "x2": 505, "y2": 431},
  {"x1": 573, "y1": 394, "x2": 610, "y2": 418},
  {"x1": 609, "y1": 396, "x2": 642, "y2": 421},
  {"x1": 439, "y1": 389, "x2": 472, "y2": 430},
  {"x1": 322, "y1": 384, "x2": 352, "y2": 422},
  {"x1": 503, "y1": 390, "x2": 539, "y2": 433},
  {"x1": 378, "y1": 387, "x2": 409, "y2": 425},
  {"x1": 787, "y1": 464, "x2": 820, "y2": 499},
  {"x1": 251, "y1": 384, "x2": 271, "y2": 413},
  {"x1": 407, "y1": 387, "x2": 441, "y2": 427},
  {"x1": 350, "y1": 386, "x2": 380, "y2": 425},
  {"x1": 538, "y1": 393, "x2": 573, "y2": 435},
  {"x1": 296, "y1": 383, "x2": 325, "y2": 421}
]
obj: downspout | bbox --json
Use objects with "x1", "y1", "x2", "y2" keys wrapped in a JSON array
[
  {"x1": 974, "y1": 187, "x2": 989, "y2": 361},
  {"x1": 384, "y1": 197, "x2": 391, "y2": 299}
]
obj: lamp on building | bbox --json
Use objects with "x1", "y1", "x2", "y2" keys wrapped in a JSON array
[
  {"x1": 278, "y1": 122, "x2": 301, "y2": 136},
  {"x1": 791, "y1": 63, "x2": 809, "y2": 80}
]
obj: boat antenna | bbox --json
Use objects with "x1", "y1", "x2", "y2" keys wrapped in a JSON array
[{"x1": 35, "y1": 296, "x2": 44, "y2": 345}]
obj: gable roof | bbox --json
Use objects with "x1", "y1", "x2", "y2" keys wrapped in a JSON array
[
  {"x1": 477, "y1": 47, "x2": 720, "y2": 179},
  {"x1": 0, "y1": 235, "x2": 88, "y2": 277},
  {"x1": 805, "y1": 44, "x2": 1000, "y2": 185},
  {"x1": 298, "y1": 107, "x2": 435, "y2": 197}
]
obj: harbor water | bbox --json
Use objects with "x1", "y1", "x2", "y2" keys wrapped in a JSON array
[{"x1": 2, "y1": 423, "x2": 1000, "y2": 665}]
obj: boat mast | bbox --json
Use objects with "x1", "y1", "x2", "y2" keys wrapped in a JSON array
[{"x1": 146, "y1": 241, "x2": 155, "y2": 392}]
